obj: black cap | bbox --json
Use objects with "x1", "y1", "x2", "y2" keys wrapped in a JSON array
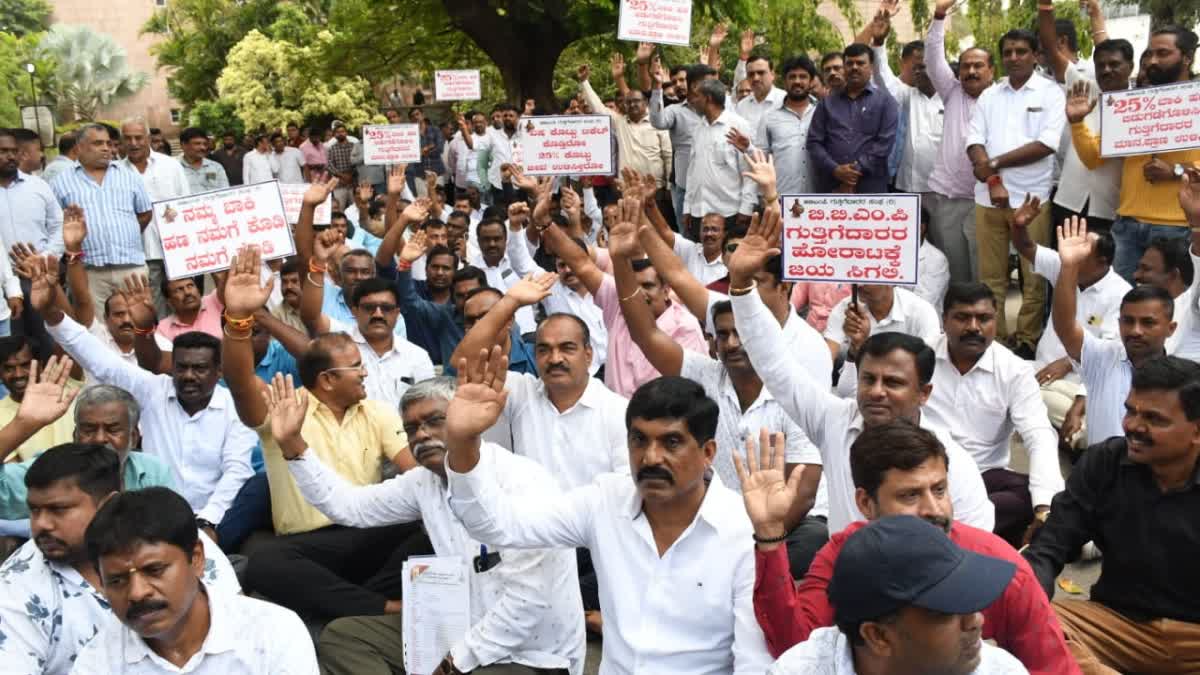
[{"x1": 828, "y1": 515, "x2": 1016, "y2": 625}]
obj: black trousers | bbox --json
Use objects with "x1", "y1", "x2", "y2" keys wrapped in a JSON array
[{"x1": 244, "y1": 521, "x2": 433, "y2": 620}]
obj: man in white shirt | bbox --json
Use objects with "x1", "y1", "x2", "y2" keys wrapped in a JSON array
[
  {"x1": 749, "y1": 56, "x2": 819, "y2": 197},
  {"x1": 70, "y1": 487, "x2": 316, "y2": 674},
  {"x1": 241, "y1": 134, "x2": 275, "y2": 185},
  {"x1": 118, "y1": 118, "x2": 190, "y2": 318},
  {"x1": 735, "y1": 54, "x2": 787, "y2": 132},
  {"x1": 648, "y1": 209, "x2": 728, "y2": 286},
  {"x1": 917, "y1": 208, "x2": 951, "y2": 311},
  {"x1": 473, "y1": 103, "x2": 525, "y2": 210},
  {"x1": 924, "y1": 282, "x2": 1063, "y2": 547},
  {"x1": 768, "y1": 516, "x2": 1026, "y2": 675},
  {"x1": 1168, "y1": 180, "x2": 1200, "y2": 360},
  {"x1": 684, "y1": 79, "x2": 757, "y2": 228},
  {"x1": 0, "y1": 445, "x2": 239, "y2": 675},
  {"x1": 444, "y1": 353, "x2": 773, "y2": 673},
  {"x1": 539, "y1": 236, "x2": 608, "y2": 375},
  {"x1": 966, "y1": 28, "x2": 1066, "y2": 357},
  {"x1": 579, "y1": 63, "x2": 672, "y2": 191},
  {"x1": 269, "y1": 131, "x2": 306, "y2": 184},
  {"x1": 650, "y1": 63, "x2": 715, "y2": 224},
  {"x1": 268, "y1": 375, "x2": 586, "y2": 675},
  {"x1": 467, "y1": 214, "x2": 538, "y2": 336},
  {"x1": 727, "y1": 207, "x2": 994, "y2": 535},
  {"x1": 871, "y1": 37, "x2": 944, "y2": 196},
  {"x1": 446, "y1": 111, "x2": 486, "y2": 197}
]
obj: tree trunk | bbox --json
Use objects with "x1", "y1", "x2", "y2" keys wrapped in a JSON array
[{"x1": 492, "y1": 40, "x2": 569, "y2": 112}]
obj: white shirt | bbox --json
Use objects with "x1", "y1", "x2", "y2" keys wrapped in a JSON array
[
  {"x1": 1052, "y1": 69, "x2": 1121, "y2": 220},
  {"x1": 674, "y1": 234, "x2": 728, "y2": 286},
  {"x1": 0, "y1": 532, "x2": 239, "y2": 675},
  {"x1": 271, "y1": 146, "x2": 306, "y2": 184},
  {"x1": 966, "y1": 74, "x2": 1067, "y2": 207},
  {"x1": 541, "y1": 282, "x2": 609, "y2": 374},
  {"x1": 503, "y1": 373, "x2": 629, "y2": 490},
  {"x1": 0, "y1": 251, "x2": 22, "y2": 322},
  {"x1": 1167, "y1": 247, "x2": 1200, "y2": 361},
  {"x1": 468, "y1": 228, "x2": 548, "y2": 335},
  {"x1": 447, "y1": 455, "x2": 773, "y2": 675},
  {"x1": 824, "y1": 288, "x2": 943, "y2": 398},
  {"x1": 1077, "y1": 332, "x2": 1133, "y2": 447},
  {"x1": 47, "y1": 316, "x2": 257, "y2": 523},
  {"x1": 731, "y1": 290, "x2": 994, "y2": 535},
  {"x1": 84, "y1": 319, "x2": 173, "y2": 384},
  {"x1": 475, "y1": 127, "x2": 526, "y2": 191},
  {"x1": 448, "y1": 133, "x2": 483, "y2": 187},
  {"x1": 925, "y1": 338, "x2": 1064, "y2": 507},
  {"x1": 242, "y1": 149, "x2": 275, "y2": 185},
  {"x1": 916, "y1": 239, "x2": 950, "y2": 313},
  {"x1": 734, "y1": 86, "x2": 787, "y2": 132},
  {"x1": 873, "y1": 45, "x2": 945, "y2": 193},
  {"x1": 288, "y1": 444, "x2": 585, "y2": 674},
  {"x1": 121, "y1": 151, "x2": 190, "y2": 260},
  {"x1": 1032, "y1": 246, "x2": 1129, "y2": 380},
  {"x1": 768, "y1": 626, "x2": 1029, "y2": 675},
  {"x1": 327, "y1": 317, "x2": 435, "y2": 409},
  {"x1": 684, "y1": 109, "x2": 758, "y2": 218},
  {"x1": 70, "y1": 586, "x2": 316, "y2": 675}
]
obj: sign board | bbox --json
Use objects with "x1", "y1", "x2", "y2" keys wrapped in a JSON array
[
  {"x1": 363, "y1": 124, "x2": 421, "y2": 165},
  {"x1": 156, "y1": 180, "x2": 295, "y2": 280},
  {"x1": 617, "y1": 0, "x2": 693, "y2": 46},
  {"x1": 781, "y1": 194, "x2": 921, "y2": 285},
  {"x1": 278, "y1": 183, "x2": 331, "y2": 225},
  {"x1": 434, "y1": 70, "x2": 482, "y2": 101},
  {"x1": 518, "y1": 115, "x2": 614, "y2": 177},
  {"x1": 1099, "y1": 80, "x2": 1200, "y2": 157}
]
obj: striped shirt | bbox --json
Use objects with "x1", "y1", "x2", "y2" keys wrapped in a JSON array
[{"x1": 50, "y1": 162, "x2": 151, "y2": 267}]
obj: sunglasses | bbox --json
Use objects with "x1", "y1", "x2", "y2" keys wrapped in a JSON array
[{"x1": 358, "y1": 302, "x2": 398, "y2": 314}]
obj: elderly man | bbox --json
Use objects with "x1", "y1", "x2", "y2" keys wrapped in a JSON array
[
  {"x1": 684, "y1": 79, "x2": 757, "y2": 228},
  {"x1": 580, "y1": 63, "x2": 672, "y2": 195}
]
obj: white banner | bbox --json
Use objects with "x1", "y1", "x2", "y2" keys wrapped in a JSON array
[
  {"x1": 781, "y1": 194, "x2": 921, "y2": 285},
  {"x1": 363, "y1": 124, "x2": 421, "y2": 165},
  {"x1": 156, "y1": 180, "x2": 295, "y2": 280},
  {"x1": 1099, "y1": 80, "x2": 1200, "y2": 157},
  {"x1": 617, "y1": 0, "x2": 693, "y2": 46},
  {"x1": 434, "y1": 70, "x2": 482, "y2": 101},
  {"x1": 518, "y1": 115, "x2": 614, "y2": 177},
  {"x1": 278, "y1": 183, "x2": 331, "y2": 225}
]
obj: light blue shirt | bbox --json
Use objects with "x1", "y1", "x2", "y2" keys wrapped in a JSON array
[
  {"x1": 0, "y1": 171, "x2": 63, "y2": 254},
  {"x1": 322, "y1": 278, "x2": 407, "y2": 339},
  {"x1": 0, "y1": 451, "x2": 176, "y2": 520},
  {"x1": 50, "y1": 162, "x2": 151, "y2": 267},
  {"x1": 179, "y1": 156, "x2": 230, "y2": 194}
]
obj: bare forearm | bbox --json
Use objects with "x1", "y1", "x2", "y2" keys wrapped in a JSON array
[
  {"x1": 295, "y1": 204, "x2": 317, "y2": 265},
  {"x1": 298, "y1": 269, "x2": 326, "y2": 330},
  {"x1": 993, "y1": 142, "x2": 1054, "y2": 170},
  {"x1": 221, "y1": 333, "x2": 267, "y2": 427},
  {"x1": 1052, "y1": 264, "x2": 1085, "y2": 361},
  {"x1": 256, "y1": 308, "x2": 311, "y2": 358},
  {"x1": 133, "y1": 334, "x2": 165, "y2": 373},
  {"x1": 65, "y1": 262, "x2": 92, "y2": 325},
  {"x1": 450, "y1": 295, "x2": 522, "y2": 366}
]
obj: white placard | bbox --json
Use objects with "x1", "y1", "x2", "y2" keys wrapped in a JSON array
[
  {"x1": 402, "y1": 556, "x2": 470, "y2": 675},
  {"x1": 781, "y1": 194, "x2": 921, "y2": 285},
  {"x1": 156, "y1": 180, "x2": 295, "y2": 280},
  {"x1": 363, "y1": 124, "x2": 421, "y2": 165},
  {"x1": 278, "y1": 183, "x2": 331, "y2": 225},
  {"x1": 617, "y1": 0, "x2": 693, "y2": 46},
  {"x1": 518, "y1": 115, "x2": 614, "y2": 177},
  {"x1": 434, "y1": 70, "x2": 482, "y2": 101},
  {"x1": 1099, "y1": 80, "x2": 1200, "y2": 158}
]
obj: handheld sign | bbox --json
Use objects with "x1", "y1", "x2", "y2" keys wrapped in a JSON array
[
  {"x1": 156, "y1": 180, "x2": 295, "y2": 280},
  {"x1": 363, "y1": 124, "x2": 421, "y2": 165},
  {"x1": 617, "y1": 0, "x2": 693, "y2": 46},
  {"x1": 434, "y1": 70, "x2": 482, "y2": 101},
  {"x1": 781, "y1": 194, "x2": 921, "y2": 285},
  {"x1": 519, "y1": 115, "x2": 614, "y2": 177},
  {"x1": 1099, "y1": 80, "x2": 1200, "y2": 157},
  {"x1": 278, "y1": 183, "x2": 331, "y2": 225}
]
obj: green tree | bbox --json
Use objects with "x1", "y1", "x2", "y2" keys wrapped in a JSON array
[
  {"x1": 37, "y1": 25, "x2": 149, "y2": 122},
  {"x1": 187, "y1": 100, "x2": 244, "y2": 138},
  {"x1": 0, "y1": 0, "x2": 50, "y2": 37},
  {"x1": 966, "y1": 0, "x2": 1091, "y2": 70},
  {"x1": 1110, "y1": 0, "x2": 1200, "y2": 29},
  {"x1": 0, "y1": 31, "x2": 48, "y2": 126}
]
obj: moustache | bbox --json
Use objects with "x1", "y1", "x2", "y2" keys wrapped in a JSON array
[
  {"x1": 34, "y1": 534, "x2": 67, "y2": 550},
  {"x1": 118, "y1": 322, "x2": 134, "y2": 332},
  {"x1": 925, "y1": 515, "x2": 952, "y2": 532},
  {"x1": 1127, "y1": 431, "x2": 1154, "y2": 447},
  {"x1": 546, "y1": 363, "x2": 570, "y2": 374},
  {"x1": 369, "y1": 318, "x2": 388, "y2": 326},
  {"x1": 126, "y1": 599, "x2": 169, "y2": 621},
  {"x1": 413, "y1": 440, "x2": 446, "y2": 459},
  {"x1": 636, "y1": 465, "x2": 674, "y2": 484},
  {"x1": 961, "y1": 334, "x2": 985, "y2": 344}
]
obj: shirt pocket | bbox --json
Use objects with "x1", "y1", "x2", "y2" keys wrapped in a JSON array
[{"x1": 1023, "y1": 107, "x2": 1045, "y2": 142}]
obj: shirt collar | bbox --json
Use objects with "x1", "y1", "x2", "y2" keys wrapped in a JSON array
[
  {"x1": 166, "y1": 385, "x2": 226, "y2": 410},
  {"x1": 122, "y1": 584, "x2": 233, "y2": 665},
  {"x1": 1001, "y1": 73, "x2": 1048, "y2": 93},
  {"x1": 934, "y1": 335, "x2": 998, "y2": 374},
  {"x1": 1118, "y1": 442, "x2": 1200, "y2": 487},
  {"x1": 624, "y1": 472, "x2": 741, "y2": 534},
  {"x1": 836, "y1": 83, "x2": 878, "y2": 101}
]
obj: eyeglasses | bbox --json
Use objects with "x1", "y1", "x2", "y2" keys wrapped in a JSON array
[
  {"x1": 358, "y1": 302, "x2": 399, "y2": 314},
  {"x1": 402, "y1": 413, "x2": 447, "y2": 438},
  {"x1": 322, "y1": 363, "x2": 364, "y2": 377}
]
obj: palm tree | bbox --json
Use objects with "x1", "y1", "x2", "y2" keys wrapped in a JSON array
[{"x1": 37, "y1": 24, "x2": 149, "y2": 121}]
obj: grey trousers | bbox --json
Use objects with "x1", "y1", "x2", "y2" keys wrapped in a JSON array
[{"x1": 925, "y1": 192, "x2": 979, "y2": 283}]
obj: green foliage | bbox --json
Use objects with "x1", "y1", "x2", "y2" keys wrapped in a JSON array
[
  {"x1": 187, "y1": 100, "x2": 244, "y2": 138},
  {"x1": 1109, "y1": 0, "x2": 1200, "y2": 29},
  {"x1": 966, "y1": 0, "x2": 1091, "y2": 70},
  {"x1": 0, "y1": 31, "x2": 47, "y2": 127},
  {"x1": 0, "y1": 0, "x2": 50, "y2": 37},
  {"x1": 37, "y1": 25, "x2": 149, "y2": 122}
]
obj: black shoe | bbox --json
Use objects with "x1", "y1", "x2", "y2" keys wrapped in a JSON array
[{"x1": 1013, "y1": 343, "x2": 1036, "y2": 360}]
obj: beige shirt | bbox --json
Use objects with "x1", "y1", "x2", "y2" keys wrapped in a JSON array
[{"x1": 580, "y1": 80, "x2": 672, "y2": 187}]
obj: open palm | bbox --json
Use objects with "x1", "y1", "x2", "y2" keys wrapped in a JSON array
[
  {"x1": 734, "y1": 430, "x2": 799, "y2": 536},
  {"x1": 445, "y1": 346, "x2": 510, "y2": 442},
  {"x1": 16, "y1": 356, "x2": 78, "y2": 428},
  {"x1": 224, "y1": 246, "x2": 274, "y2": 316},
  {"x1": 726, "y1": 206, "x2": 783, "y2": 283},
  {"x1": 1057, "y1": 216, "x2": 1093, "y2": 267}
]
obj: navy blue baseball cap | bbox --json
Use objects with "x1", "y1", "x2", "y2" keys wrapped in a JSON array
[{"x1": 828, "y1": 515, "x2": 1017, "y2": 625}]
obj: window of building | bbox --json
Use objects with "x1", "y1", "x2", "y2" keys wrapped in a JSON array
[{"x1": 170, "y1": 109, "x2": 182, "y2": 124}]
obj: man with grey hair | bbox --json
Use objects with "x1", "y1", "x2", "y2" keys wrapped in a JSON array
[
  {"x1": 119, "y1": 117, "x2": 190, "y2": 318},
  {"x1": 684, "y1": 78, "x2": 757, "y2": 231},
  {"x1": 261, "y1": 372, "x2": 586, "y2": 675}
]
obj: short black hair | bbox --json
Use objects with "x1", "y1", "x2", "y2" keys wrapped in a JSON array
[
  {"x1": 711, "y1": 299, "x2": 733, "y2": 324},
  {"x1": 1055, "y1": 18, "x2": 1079, "y2": 53},
  {"x1": 452, "y1": 265, "x2": 488, "y2": 288},
  {"x1": 475, "y1": 217, "x2": 506, "y2": 240},
  {"x1": 1131, "y1": 356, "x2": 1200, "y2": 420},
  {"x1": 171, "y1": 331, "x2": 221, "y2": 366},
  {"x1": 1145, "y1": 237, "x2": 1194, "y2": 286},
  {"x1": 1120, "y1": 284, "x2": 1174, "y2": 317},
  {"x1": 100, "y1": 124, "x2": 120, "y2": 142},
  {"x1": 425, "y1": 244, "x2": 460, "y2": 270},
  {"x1": 350, "y1": 276, "x2": 400, "y2": 306},
  {"x1": 626, "y1": 376, "x2": 718, "y2": 445},
  {"x1": 686, "y1": 63, "x2": 717, "y2": 90},
  {"x1": 25, "y1": 443, "x2": 121, "y2": 501},
  {"x1": 781, "y1": 54, "x2": 818, "y2": 79},
  {"x1": 844, "y1": 42, "x2": 875, "y2": 64},
  {"x1": 495, "y1": 102, "x2": 519, "y2": 114},
  {"x1": 820, "y1": 51, "x2": 844, "y2": 68},
  {"x1": 854, "y1": 332, "x2": 936, "y2": 386},
  {"x1": 1094, "y1": 38, "x2": 1134, "y2": 64},
  {"x1": 280, "y1": 257, "x2": 301, "y2": 277},
  {"x1": 670, "y1": 64, "x2": 688, "y2": 77},
  {"x1": 999, "y1": 28, "x2": 1039, "y2": 54},
  {"x1": 901, "y1": 40, "x2": 925, "y2": 60},
  {"x1": 537, "y1": 312, "x2": 591, "y2": 347},
  {"x1": 1093, "y1": 230, "x2": 1116, "y2": 267},
  {"x1": 1150, "y1": 25, "x2": 1199, "y2": 62},
  {"x1": 746, "y1": 53, "x2": 774, "y2": 71},
  {"x1": 942, "y1": 281, "x2": 997, "y2": 315},
  {"x1": 850, "y1": 419, "x2": 949, "y2": 499},
  {"x1": 85, "y1": 487, "x2": 199, "y2": 568},
  {"x1": 0, "y1": 335, "x2": 33, "y2": 363},
  {"x1": 57, "y1": 132, "x2": 77, "y2": 155},
  {"x1": 298, "y1": 332, "x2": 355, "y2": 389},
  {"x1": 463, "y1": 286, "x2": 503, "y2": 307},
  {"x1": 269, "y1": 131, "x2": 284, "y2": 142},
  {"x1": 179, "y1": 127, "x2": 208, "y2": 144}
]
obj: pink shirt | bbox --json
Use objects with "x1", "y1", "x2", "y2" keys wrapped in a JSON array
[
  {"x1": 791, "y1": 282, "x2": 852, "y2": 332},
  {"x1": 594, "y1": 273, "x2": 708, "y2": 398},
  {"x1": 157, "y1": 292, "x2": 224, "y2": 343},
  {"x1": 299, "y1": 140, "x2": 327, "y2": 168},
  {"x1": 925, "y1": 18, "x2": 982, "y2": 200}
]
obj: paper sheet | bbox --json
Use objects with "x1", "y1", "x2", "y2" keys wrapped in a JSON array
[{"x1": 402, "y1": 555, "x2": 471, "y2": 674}]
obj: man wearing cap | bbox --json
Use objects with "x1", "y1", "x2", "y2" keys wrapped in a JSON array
[{"x1": 769, "y1": 515, "x2": 1028, "y2": 674}]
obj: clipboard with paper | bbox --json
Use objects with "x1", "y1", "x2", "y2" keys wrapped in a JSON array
[{"x1": 402, "y1": 555, "x2": 471, "y2": 674}]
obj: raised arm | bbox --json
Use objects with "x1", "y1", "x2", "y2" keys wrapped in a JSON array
[
  {"x1": 449, "y1": 272, "x2": 557, "y2": 368},
  {"x1": 1037, "y1": 4, "x2": 1072, "y2": 83},
  {"x1": 122, "y1": 275, "x2": 169, "y2": 374},
  {"x1": 0, "y1": 355, "x2": 77, "y2": 465},
  {"x1": 220, "y1": 245, "x2": 276, "y2": 428},
  {"x1": 1009, "y1": 194, "x2": 1043, "y2": 264},
  {"x1": 542, "y1": 222, "x2": 604, "y2": 296},
  {"x1": 577, "y1": 66, "x2": 616, "y2": 121},
  {"x1": 299, "y1": 229, "x2": 341, "y2": 335},
  {"x1": 374, "y1": 167, "x2": 427, "y2": 267},
  {"x1": 611, "y1": 53, "x2": 631, "y2": 99},
  {"x1": 925, "y1": 3, "x2": 959, "y2": 97},
  {"x1": 61, "y1": 205, "x2": 92, "y2": 325},
  {"x1": 255, "y1": 306, "x2": 312, "y2": 360},
  {"x1": 295, "y1": 176, "x2": 339, "y2": 269},
  {"x1": 1066, "y1": 82, "x2": 1103, "y2": 169},
  {"x1": 611, "y1": 202, "x2": 685, "y2": 376},
  {"x1": 636, "y1": 42, "x2": 655, "y2": 92},
  {"x1": 1051, "y1": 216, "x2": 1091, "y2": 362}
]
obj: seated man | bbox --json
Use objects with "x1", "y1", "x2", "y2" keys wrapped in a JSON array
[
  {"x1": 71, "y1": 487, "x2": 317, "y2": 673},
  {"x1": 1024, "y1": 356, "x2": 1200, "y2": 674},
  {"x1": 745, "y1": 420, "x2": 1077, "y2": 674},
  {"x1": 444, "y1": 351, "x2": 772, "y2": 673},
  {"x1": 157, "y1": 276, "x2": 224, "y2": 342},
  {"x1": 0, "y1": 336, "x2": 76, "y2": 462},
  {"x1": 264, "y1": 374, "x2": 585, "y2": 674},
  {"x1": 0, "y1": 444, "x2": 238, "y2": 675},
  {"x1": 270, "y1": 257, "x2": 307, "y2": 333},
  {"x1": 768, "y1": 515, "x2": 1026, "y2": 674}
]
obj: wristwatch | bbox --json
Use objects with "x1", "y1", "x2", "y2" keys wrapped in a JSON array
[
  {"x1": 1174, "y1": 163, "x2": 1186, "y2": 178},
  {"x1": 988, "y1": 158, "x2": 1000, "y2": 172}
]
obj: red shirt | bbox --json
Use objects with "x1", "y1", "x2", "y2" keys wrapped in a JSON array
[{"x1": 754, "y1": 520, "x2": 1080, "y2": 675}]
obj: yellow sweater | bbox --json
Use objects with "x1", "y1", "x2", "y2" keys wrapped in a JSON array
[{"x1": 1071, "y1": 121, "x2": 1200, "y2": 226}]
